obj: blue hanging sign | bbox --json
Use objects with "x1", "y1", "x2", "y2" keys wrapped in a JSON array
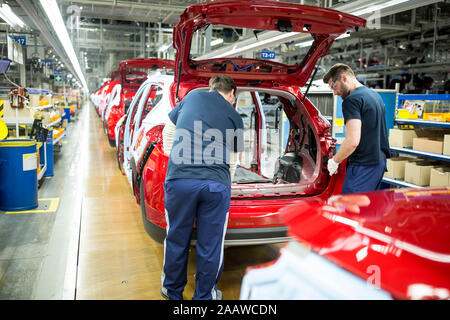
[
  {"x1": 10, "y1": 35, "x2": 26, "y2": 46},
  {"x1": 261, "y1": 50, "x2": 276, "y2": 60},
  {"x1": 41, "y1": 59, "x2": 52, "y2": 67}
]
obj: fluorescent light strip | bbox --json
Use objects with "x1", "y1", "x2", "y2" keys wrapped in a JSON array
[
  {"x1": 294, "y1": 40, "x2": 314, "y2": 48},
  {"x1": 158, "y1": 43, "x2": 171, "y2": 52},
  {"x1": 39, "y1": 0, "x2": 88, "y2": 91},
  {"x1": 351, "y1": 0, "x2": 410, "y2": 16},
  {"x1": 294, "y1": 34, "x2": 348, "y2": 48},
  {"x1": 0, "y1": 4, "x2": 26, "y2": 28},
  {"x1": 211, "y1": 38, "x2": 223, "y2": 46},
  {"x1": 216, "y1": 32, "x2": 298, "y2": 58},
  {"x1": 294, "y1": 0, "x2": 400, "y2": 48},
  {"x1": 203, "y1": 0, "x2": 414, "y2": 57}
]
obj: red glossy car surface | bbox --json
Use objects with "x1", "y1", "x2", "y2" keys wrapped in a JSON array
[
  {"x1": 91, "y1": 79, "x2": 111, "y2": 115},
  {"x1": 279, "y1": 187, "x2": 450, "y2": 299},
  {"x1": 115, "y1": 65, "x2": 174, "y2": 175},
  {"x1": 98, "y1": 76, "x2": 120, "y2": 118},
  {"x1": 173, "y1": 1, "x2": 365, "y2": 87},
  {"x1": 104, "y1": 59, "x2": 174, "y2": 145},
  {"x1": 138, "y1": 0, "x2": 365, "y2": 245}
]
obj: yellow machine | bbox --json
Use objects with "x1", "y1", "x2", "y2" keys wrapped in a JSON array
[{"x1": 0, "y1": 100, "x2": 8, "y2": 140}]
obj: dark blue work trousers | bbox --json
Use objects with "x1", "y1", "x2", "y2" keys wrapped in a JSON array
[
  {"x1": 341, "y1": 160, "x2": 387, "y2": 194},
  {"x1": 161, "y1": 178, "x2": 230, "y2": 300}
]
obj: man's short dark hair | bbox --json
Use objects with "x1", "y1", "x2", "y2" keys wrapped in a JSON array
[
  {"x1": 323, "y1": 63, "x2": 356, "y2": 84},
  {"x1": 209, "y1": 75, "x2": 236, "y2": 94}
]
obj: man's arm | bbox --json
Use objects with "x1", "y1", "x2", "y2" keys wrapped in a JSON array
[
  {"x1": 162, "y1": 119, "x2": 176, "y2": 155},
  {"x1": 328, "y1": 118, "x2": 361, "y2": 175},
  {"x1": 334, "y1": 119, "x2": 361, "y2": 163}
]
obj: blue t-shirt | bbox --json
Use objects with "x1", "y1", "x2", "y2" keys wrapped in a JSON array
[
  {"x1": 342, "y1": 86, "x2": 390, "y2": 166},
  {"x1": 165, "y1": 90, "x2": 244, "y2": 185}
]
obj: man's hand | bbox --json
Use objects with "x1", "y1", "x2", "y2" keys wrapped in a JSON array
[{"x1": 327, "y1": 157, "x2": 340, "y2": 175}]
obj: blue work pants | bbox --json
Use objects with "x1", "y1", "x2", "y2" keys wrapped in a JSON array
[
  {"x1": 341, "y1": 160, "x2": 387, "y2": 194},
  {"x1": 161, "y1": 178, "x2": 230, "y2": 300}
]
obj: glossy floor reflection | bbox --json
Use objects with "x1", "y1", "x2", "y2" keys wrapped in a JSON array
[
  {"x1": 75, "y1": 104, "x2": 284, "y2": 300},
  {"x1": 0, "y1": 103, "x2": 285, "y2": 300}
]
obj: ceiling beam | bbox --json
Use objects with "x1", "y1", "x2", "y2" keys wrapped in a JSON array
[
  {"x1": 16, "y1": 0, "x2": 80, "y2": 83},
  {"x1": 56, "y1": 0, "x2": 185, "y2": 13},
  {"x1": 198, "y1": 0, "x2": 443, "y2": 60}
]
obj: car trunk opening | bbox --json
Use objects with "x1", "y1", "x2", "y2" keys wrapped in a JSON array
[{"x1": 182, "y1": 86, "x2": 330, "y2": 199}]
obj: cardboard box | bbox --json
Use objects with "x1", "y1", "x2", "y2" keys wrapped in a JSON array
[
  {"x1": 444, "y1": 135, "x2": 450, "y2": 156},
  {"x1": 430, "y1": 167, "x2": 450, "y2": 187},
  {"x1": 389, "y1": 129, "x2": 417, "y2": 148},
  {"x1": 412, "y1": 137, "x2": 444, "y2": 154},
  {"x1": 415, "y1": 128, "x2": 446, "y2": 138},
  {"x1": 2, "y1": 98, "x2": 33, "y2": 119},
  {"x1": 384, "y1": 157, "x2": 410, "y2": 179},
  {"x1": 404, "y1": 160, "x2": 437, "y2": 186}
]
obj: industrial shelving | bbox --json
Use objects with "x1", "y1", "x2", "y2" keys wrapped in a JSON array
[{"x1": 382, "y1": 94, "x2": 450, "y2": 189}]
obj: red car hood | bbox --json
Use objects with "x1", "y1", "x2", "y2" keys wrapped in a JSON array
[
  {"x1": 118, "y1": 58, "x2": 175, "y2": 91},
  {"x1": 118, "y1": 58, "x2": 175, "y2": 71},
  {"x1": 280, "y1": 187, "x2": 450, "y2": 299},
  {"x1": 173, "y1": 0, "x2": 365, "y2": 87}
]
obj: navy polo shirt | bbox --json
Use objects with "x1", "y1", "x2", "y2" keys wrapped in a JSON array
[
  {"x1": 342, "y1": 86, "x2": 390, "y2": 166},
  {"x1": 165, "y1": 90, "x2": 244, "y2": 186}
]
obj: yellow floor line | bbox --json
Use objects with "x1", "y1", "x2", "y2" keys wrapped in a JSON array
[{"x1": 5, "y1": 197, "x2": 60, "y2": 214}]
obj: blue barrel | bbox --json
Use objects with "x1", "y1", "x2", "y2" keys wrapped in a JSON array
[
  {"x1": 63, "y1": 107, "x2": 71, "y2": 123},
  {"x1": 0, "y1": 139, "x2": 38, "y2": 211}
]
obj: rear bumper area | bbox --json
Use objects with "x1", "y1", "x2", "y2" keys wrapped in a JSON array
[{"x1": 142, "y1": 215, "x2": 290, "y2": 247}]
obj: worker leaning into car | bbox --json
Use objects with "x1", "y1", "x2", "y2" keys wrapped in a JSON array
[
  {"x1": 324, "y1": 63, "x2": 390, "y2": 194},
  {"x1": 160, "y1": 75, "x2": 244, "y2": 300}
]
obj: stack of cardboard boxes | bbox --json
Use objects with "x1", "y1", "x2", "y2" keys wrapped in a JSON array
[{"x1": 385, "y1": 128, "x2": 450, "y2": 187}]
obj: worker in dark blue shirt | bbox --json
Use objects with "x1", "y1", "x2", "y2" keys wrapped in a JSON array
[
  {"x1": 160, "y1": 75, "x2": 244, "y2": 300},
  {"x1": 323, "y1": 63, "x2": 390, "y2": 194}
]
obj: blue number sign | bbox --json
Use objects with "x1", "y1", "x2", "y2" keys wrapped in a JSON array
[{"x1": 261, "y1": 50, "x2": 276, "y2": 60}]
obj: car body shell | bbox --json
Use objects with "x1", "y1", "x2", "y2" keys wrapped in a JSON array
[
  {"x1": 136, "y1": 0, "x2": 365, "y2": 246},
  {"x1": 103, "y1": 59, "x2": 174, "y2": 145},
  {"x1": 118, "y1": 74, "x2": 174, "y2": 190}
]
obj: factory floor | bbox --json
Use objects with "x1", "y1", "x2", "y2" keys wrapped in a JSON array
[{"x1": 0, "y1": 102, "x2": 284, "y2": 300}]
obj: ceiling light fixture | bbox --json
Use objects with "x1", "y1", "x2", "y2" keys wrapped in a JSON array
[
  {"x1": 39, "y1": 0, "x2": 88, "y2": 91},
  {"x1": 217, "y1": 32, "x2": 298, "y2": 58},
  {"x1": 202, "y1": 0, "x2": 421, "y2": 59},
  {"x1": 0, "y1": 3, "x2": 26, "y2": 28},
  {"x1": 351, "y1": 0, "x2": 409, "y2": 16},
  {"x1": 158, "y1": 43, "x2": 171, "y2": 52}
]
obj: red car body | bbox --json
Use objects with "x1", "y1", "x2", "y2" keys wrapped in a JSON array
[
  {"x1": 137, "y1": 0, "x2": 365, "y2": 245},
  {"x1": 97, "y1": 70, "x2": 121, "y2": 117},
  {"x1": 241, "y1": 187, "x2": 450, "y2": 299},
  {"x1": 115, "y1": 61, "x2": 175, "y2": 174},
  {"x1": 104, "y1": 58, "x2": 174, "y2": 146},
  {"x1": 91, "y1": 79, "x2": 112, "y2": 116}
]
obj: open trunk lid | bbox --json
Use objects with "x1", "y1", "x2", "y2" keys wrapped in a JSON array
[{"x1": 173, "y1": 0, "x2": 365, "y2": 88}]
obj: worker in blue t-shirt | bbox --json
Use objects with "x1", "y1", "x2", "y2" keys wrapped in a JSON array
[
  {"x1": 160, "y1": 75, "x2": 244, "y2": 300},
  {"x1": 323, "y1": 63, "x2": 390, "y2": 194}
]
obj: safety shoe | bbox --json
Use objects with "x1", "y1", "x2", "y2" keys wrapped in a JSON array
[
  {"x1": 214, "y1": 289, "x2": 223, "y2": 300},
  {"x1": 160, "y1": 288, "x2": 170, "y2": 300},
  {"x1": 161, "y1": 288, "x2": 183, "y2": 300}
]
